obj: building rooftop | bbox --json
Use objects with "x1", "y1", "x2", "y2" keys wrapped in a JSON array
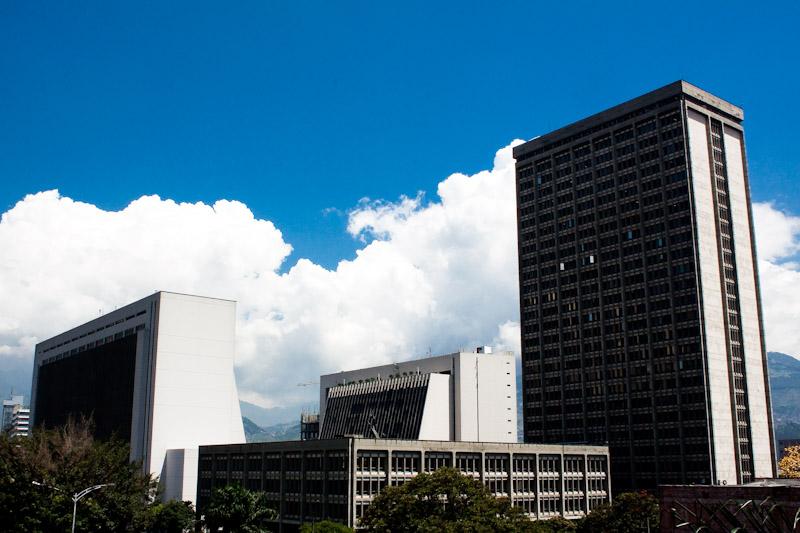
[
  {"x1": 513, "y1": 80, "x2": 743, "y2": 160},
  {"x1": 320, "y1": 346, "x2": 512, "y2": 380},
  {"x1": 35, "y1": 290, "x2": 235, "y2": 353},
  {"x1": 199, "y1": 437, "x2": 610, "y2": 453}
]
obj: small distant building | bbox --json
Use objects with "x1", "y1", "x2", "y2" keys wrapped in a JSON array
[
  {"x1": 2, "y1": 393, "x2": 24, "y2": 432},
  {"x1": 198, "y1": 438, "x2": 611, "y2": 531},
  {"x1": 8, "y1": 404, "x2": 30, "y2": 438},
  {"x1": 318, "y1": 347, "x2": 517, "y2": 443},
  {"x1": 300, "y1": 413, "x2": 319, "y2": 441}
]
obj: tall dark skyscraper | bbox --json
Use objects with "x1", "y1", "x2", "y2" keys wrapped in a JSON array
[{"x1": 514, "y1": 81, "x2": 776, "y2": 491}]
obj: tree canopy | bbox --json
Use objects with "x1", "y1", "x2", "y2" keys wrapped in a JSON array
[
  {"x1": 0, "y1": 418, "x2": 156, "y2": 532},
  {"x1": 576, "y1": 491, "x2": 659, "y2": 533},
  {"x1": 300, "y1": 519, "x2": 355, "y2": 532},
  {"x1": 359, "y1": 467, "x2": 532, "y2": 532},
  {"x1": 202, "y1": 483, "x2": 277, "y2": 533},
  {"x1": 149, "y1": 499, "x2": 196, "y2": 533}
]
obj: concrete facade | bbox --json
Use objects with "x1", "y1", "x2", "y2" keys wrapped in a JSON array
[
  {"x1": 31, "y1": 291, "x2": 245, "y2": 503},
  {"x1": 198, "y1": 438, "x2": 611, "y2": 531},
  {"x1": 319, "y1": 348, "x2": 517, "y2": 443},
  {"x1": 514, "y1": 81, "x2": 776, "y2": 491}
]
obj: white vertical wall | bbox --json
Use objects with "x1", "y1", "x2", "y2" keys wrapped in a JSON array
[
  {"x1": 162, "y1": 448, "x2": 199, "y2": 502},
  {"x1": 454, "y1": 353, "x2": 478, "y2": 441},
  {"x1": 476, "y1": 353, "x2": 517, "y2": 442},
  {"x1": 723, "y1": 128, "x2": 775, "y2": 478},
  {"x1": 687, "y1": 108, "x2": 737, "y2": 484},
  {"x1": 418, "y1": 373, "x2": 453, "y2": 440},
  {"x1": 454, "y1": 352, "x2": 517, "y2": 443},
  {"x1": 150, "y1": 293, "x2": 245, "y2": 497}
]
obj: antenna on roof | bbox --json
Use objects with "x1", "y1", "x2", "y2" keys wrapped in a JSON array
[{"x1": 367, "y1": 414, "x2": 381, "y2": 439}]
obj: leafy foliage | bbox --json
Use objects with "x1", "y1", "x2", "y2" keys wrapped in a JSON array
[
  {"x1": 300, "y1": 519, "x2": 355, "y2": 532},
  {"x1": 577, "y1": 491, "x2": 659, "y2": 533},
  {"x1": 526, "y1": 516, "x2": 578, "y2": 532},
  {"x1": 148, "y1": 499, "x2": 196, "y2": 533},
  {"x1": 0, "y1": 417, "x2": 156, "y2": 532},
  {"x1": 202, "y1": 483, "x2": 277, "y2": 533},
  {"x1": 779, "y1": 444, "x2": 800, "y2": 478},
  {"x1": 359, "y1": 467, "x2": 533, "y2": 532}
]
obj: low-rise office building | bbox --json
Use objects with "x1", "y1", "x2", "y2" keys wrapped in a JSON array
[{"x1": 198, "y1": 438, "x2": 611, "y2": 531}]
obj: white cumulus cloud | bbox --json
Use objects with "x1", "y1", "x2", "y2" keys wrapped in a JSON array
[
  {"x1": 0, "y1": 141, "x2": 525, "y2": 414},
  {"x1": 752, "y1": 202, "x2": 800, "y2": 356},
  {"x1": 2, "y1": 143, "x2": 798, "y2": 421}
]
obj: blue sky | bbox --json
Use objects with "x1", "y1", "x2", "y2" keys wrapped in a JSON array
[{"x1": 1, "y1": 0, "x2": 799, "y2": 269}]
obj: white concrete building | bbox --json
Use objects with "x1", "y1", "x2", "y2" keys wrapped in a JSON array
[
  {"x1": 319, "y1": 347, "x2": 518, "y2": 443},
  {"x1": 2, "y1": 393, "x2": 24, "y2": 432},
  {"x1": 8, "y1": 404, "x2": 30, "y2": 438},
  {"x1": 31, "y1": 291, "x2": 245, "y2": 502}
]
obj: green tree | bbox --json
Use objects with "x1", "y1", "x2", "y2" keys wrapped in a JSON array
[
  {"x1": 577, "y1": 491, "x2": 659, "y2": 533},
  {"x1": 148, "y1": 499, "x2": 196, "y2": 533},
  {"x1": 299, "y1": 519, "x2": 354, "y2": 532},
  {"x1": 0, "y1": 417, "x2": 156, "y2": 532},
  {"x1": 359, "y1": 467, "x2": 532, "y2": 532},
  {"x1": 527, "y1": 516, "x2": 578, "y2": 532},
  {"x1": 202, "y1": 484, "x2": 277, "y2": 533}
]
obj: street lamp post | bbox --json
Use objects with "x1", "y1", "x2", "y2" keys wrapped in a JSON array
[{"x1": 32, "y1": 481, "x2": 115, "y2": 533}]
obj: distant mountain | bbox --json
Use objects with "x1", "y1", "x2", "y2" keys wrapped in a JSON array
[
  {"x1": 767, "y1": 352, "x2": 800, "y2": 422},
  {"x1": 239, "y1": 400, "x2": 307, "y2": 428},
  {"x1": 767, "y1": 352, "x2": 800, "y2": 440},
  {"x1": 242, "y1": 416, "x2": 263, "y2": 438},
  {"x1": 242, "y1": 416, "x2": 301, "y2": 443}
]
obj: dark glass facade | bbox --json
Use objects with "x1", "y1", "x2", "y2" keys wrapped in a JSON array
[
  {"x1": 513, "y1": 83, "x2": 765, "y2": 491},
  {"x1": 34, "y1": 334, "x2": 138, "y2": 441},
  {"x1": 319, "y1": 375, "x2": 430, "y2": 439}
]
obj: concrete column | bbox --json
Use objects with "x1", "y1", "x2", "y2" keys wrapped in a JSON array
[
  {"x1": 506, "y1": 453, "x2": 512, "y2": 505},
  {"x1": 535, "y1": 453, "x2": 540, "y2": 520},
  {"x1": 279, "y1": 452, "x2": 285, "y2": 533},
  {"x1": 560, "y1": 452, "x2": 565, "y2": 517},
  {"x1": 300, "y1": 450, "x2": 306, "y2": 524},
  {"x1": 583, "y1": 454, "x2": 589, "y2": 516}
]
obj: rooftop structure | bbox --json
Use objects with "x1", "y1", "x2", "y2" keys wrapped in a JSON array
[{"x1": 318, "y1": 347, "x2": 517, "y2": 442}]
